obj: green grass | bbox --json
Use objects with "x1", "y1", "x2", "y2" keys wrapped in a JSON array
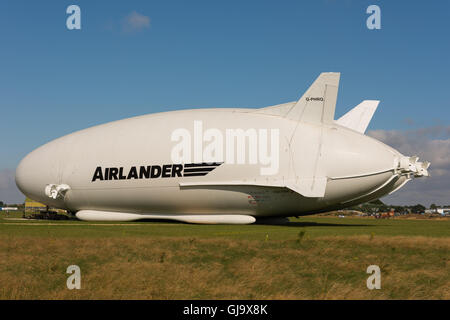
[
  {"x1": 1, "y1": 213, "x2": 449, "y2": 240},
  {"x1": 0, "y1": 212, "x2": 449, "y2": 299}
]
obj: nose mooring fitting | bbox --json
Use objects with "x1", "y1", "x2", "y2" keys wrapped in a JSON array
[
  {"x1": 45, "y1": 184, "x2": 71, "y2": 200},
  {"x1": 397, "y1": 156, "x2": 430, "y2": 177}
]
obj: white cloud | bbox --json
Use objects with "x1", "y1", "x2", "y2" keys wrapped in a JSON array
[
  {"x1": 367, "y1": 126, "x2": 450, "y2": 206},
  {"x1": 0, "y1": 168, "x2": 25, "y2": 205},
  {"x1": 122, "y1": 11, "x2": 150, "y2": 33}
]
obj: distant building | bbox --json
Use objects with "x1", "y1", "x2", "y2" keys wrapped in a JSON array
[
  {"x1": 437, "y1": 208, "x2": 450, "y2": 216},
  {"x1": 425, "y1": 208, "x2": 450, "y2": 216},
  {"x1": 0, "y1": 207, "x2": 18, "y2": 211}
]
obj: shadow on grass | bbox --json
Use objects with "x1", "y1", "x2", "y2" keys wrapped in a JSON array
[
  {"x1": 255, "y1": 218, "x2": 374, "y2": 228},
  {"x1": 283, "y1": 221, "x2": 374, "y2": 227},
  {"x1": 137, "y1": 219, "x2": 183, "y2": 224},
  {"x1": 112, "y1": 218, "x2": 375, "y2": 228}
]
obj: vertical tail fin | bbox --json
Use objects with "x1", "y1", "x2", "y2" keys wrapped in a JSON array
[
  {"x1": 284, "y1": 72, "x2": 340, "y2": 124},
  {"x1": 336, "y1": 100, "x2": 379, "y2": 133}
]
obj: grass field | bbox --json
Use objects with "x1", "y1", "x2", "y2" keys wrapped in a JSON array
[{"x1": 0, "y1": 212, "x2": 449, "y2": 299}]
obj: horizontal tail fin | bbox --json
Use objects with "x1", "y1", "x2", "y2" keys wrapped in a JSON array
[{"x1": 336, "y1": 100, "x2": 379, "y2": 133}]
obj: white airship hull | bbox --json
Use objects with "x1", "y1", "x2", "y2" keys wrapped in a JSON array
[{"x1": 15, "y1": 73, "x2": 429, "y2": 224}]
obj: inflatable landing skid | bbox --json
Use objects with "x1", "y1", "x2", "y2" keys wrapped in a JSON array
[{"x1": 75, "y1": 210, "x2": 256, "y2": 224}]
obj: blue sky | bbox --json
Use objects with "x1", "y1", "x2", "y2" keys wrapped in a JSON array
[{"x1": 0, "y1": 0, "x2": 449, "y2": 205}]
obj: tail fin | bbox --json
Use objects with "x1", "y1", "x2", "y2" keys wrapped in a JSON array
[
  {"x1": 286, "y1": 72, "x2": 340, "y2": 124},
  {"x1": 255, "y1": 73, "x2": 340, "y2": 197},
  {"x1": 258, "y1": 72, "x2": 340, "y2": 124},
  {"x1": 336, "y1": 100, "x2": 379, "y2": 133}
]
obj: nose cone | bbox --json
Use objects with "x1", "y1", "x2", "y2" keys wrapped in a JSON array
[
  {"x1": 327, "y1": 127, "x2": 400, "y2": 178},
  {"x1": 326, "y1": 126, "x2": 430, "y2": 206},
  {"x1": 15, "y1": 142, "x2": 62, "y2": 207},
  {"x1": 324, "y1": 127, "x2": 403, "y2": 205}
]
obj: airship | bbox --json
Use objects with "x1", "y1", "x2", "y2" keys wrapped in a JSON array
[{"x1": 15, "y1": 73, "x2": 430, "y2": 224}]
